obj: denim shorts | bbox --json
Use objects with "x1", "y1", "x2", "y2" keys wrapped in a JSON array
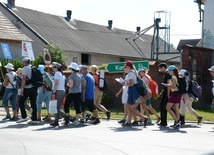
[
  {"x1": 2, "y1": 88, "x2": 18, "y2": 110},
  {"x1": 128, "y1": 85, "x2": 139, "y2": 105}
]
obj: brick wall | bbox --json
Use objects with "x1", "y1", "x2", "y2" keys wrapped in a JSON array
[{"x1": 182, "y1": 45, "x2": 213, "y2": 104}]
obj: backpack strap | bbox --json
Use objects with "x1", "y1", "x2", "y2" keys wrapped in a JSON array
[{"x1": 8, "y1": 72, "x2": 15, "y2": 89}]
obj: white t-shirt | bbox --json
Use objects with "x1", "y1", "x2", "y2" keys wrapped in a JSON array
[
  {"x1": 127, "y1": 70, "x2": 137, "y2": 84},
  {"x1": 6, "y1": 71, "x2": 17, "y2": 89},
  {"x1": 122, "y1": 75, "x2": 129, "y2": 104},
  {"x1": 54, "y1": 71, "x2": 65, "y2": 91}
]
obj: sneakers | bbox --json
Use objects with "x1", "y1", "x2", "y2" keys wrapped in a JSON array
[
  {"x1": 122, "y1": 122, "x2": 131, "y2": 126},
  {"x1": 144, "y1": 118, "x2": 148, "y2": 128},
  {"x1": 131, "y1": 121, "x2": 139, "y2": 126},
  {"x1": 42, "y1": 115, "x2": 48, "y2": 121},
  {"x1": 79, "y1": 118, "x2": 85, "y2": 123},
  {"x1": 156, "y1": 117, "x2": 161, "y2": 124},
  {"x1": 16, "y1": 118, "x2": 28, "y2": 123},
  {"x1": 91, "y1": 118, "x2": 100, "y2": 125},
  {"x1": 28, "y1": 120, "x2": 38, "y2": 124},
  {"x1": 50, "y1": 122, "x2": 59, "y2": 126},
  {"x1": 73, "y1": 120, "x2": 80, "y2": 126},
  {"x1": 2, "y1": 115, "x2": 11, "y2": 121},
  {"x1": 64, "y1": 116, "x2": 70, "y2": 125},
  {"x1": 89, "y1": 116, "x2": 96, "y2": 121},
  {"x1": 197, "y1": 116, "x2": 203, "y2": 124},
  {"x1": 171, "y1": 121, "x2": 181, "y2": 128},
  {"x1": 10, "y1": 116, "x2": 19, "y2": 121},
  {"x1": 118, "y1": 119, "x2": 126, "y2": 124},
  {"x1": 44, "y1": 117, "x2": 51, "y2": 122},
  {"x1": 106, "y1": 111, "x2": 111, "y2": 120}
]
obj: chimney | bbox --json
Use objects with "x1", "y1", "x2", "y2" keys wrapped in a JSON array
[
  {"x1": 7, "y1": 0, "x2": 15, "y2": 8},
  {"x1": 66, "y1": 10, "x2": 72, "y2": 21},
  {"x1": 136, "y1": 26, "x2": 141, "y2": 32},
  {"x1": 108, "y1": 20, "x2": 113, "y2": 29}
]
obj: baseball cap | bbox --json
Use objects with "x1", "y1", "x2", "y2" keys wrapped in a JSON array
[
  {"x1": 166, "y1": 65, "x2": 176, "y2": 71},
  {"x1": 124, "y1": 60, "x2": 133, "y2": 68},
  {"x1": 22, "y1": 57, "x2": 31, "y2": 62},
  {"x1": 138, "y1": 67, "x2": 147, "y2": 72},
  {"x1": 179, "y1": 69, "x2": 187, "y2": 76}
]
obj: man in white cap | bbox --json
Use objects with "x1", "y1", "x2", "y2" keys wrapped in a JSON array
[
  {"x1": 208, "y1": 66, "x2": 214, "y2": 111},
  {"x1": 17, "y1": 57, "x2": 38, "y2": 124}
]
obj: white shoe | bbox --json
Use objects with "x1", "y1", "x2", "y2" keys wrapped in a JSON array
[
  {"x1": 73, "y1": 120, "x2": 80, "y2": 126},
  {"x1": 16, "y1": 118, "x2": 28, "y2": 123},
  {"x1": 28, "y1": 120, "x2": 38, "y2": 124}
]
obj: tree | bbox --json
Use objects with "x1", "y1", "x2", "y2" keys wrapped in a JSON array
[{"x1": 34, "y1": 44, "x2": 66, "y2": 67}]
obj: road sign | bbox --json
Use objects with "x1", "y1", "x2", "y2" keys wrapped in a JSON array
[{"x1": 106, "y1": 61, "x2": 149, "y2": 73}]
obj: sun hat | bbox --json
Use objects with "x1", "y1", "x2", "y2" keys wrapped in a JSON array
[
  {"x1": 22, "y1": 57, "x2": 31, "y2": 62},
  {"x1": 4, "y1": 63, "x2": 14, "y2": 70},
  {"x1": 179, "y1": 69, "x2": 187, "y2": 76},
  {"x1": 68, "y1": 62, "x2": 79, "y2": 70},
  {"x1": 16, "y1": 68, "x2": 23, "y2": 74},
  {"x1": 53, "y1": 63, "x2": 62, "y2": 69},
  {"x1": 208, "y1": 66, "x2": 214, "y2": 72},
  {"x1": 166, "y1": 65, "x2": 176, "y2": 71}
]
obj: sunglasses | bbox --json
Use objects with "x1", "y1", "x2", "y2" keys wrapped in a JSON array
[{"x1": 53, "y1": 66, "x2": 57, "y2": 68}]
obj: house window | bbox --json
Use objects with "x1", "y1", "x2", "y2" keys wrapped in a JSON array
[
  {"x1": 192, "y1": 58, "x2": 197, "y2": 80},
  {"x1": 120, "y1": 58, "x2": 125, "y2": 62},
  {"x1": 81, "y1": 54, "x2": 89, "y2": 65}
]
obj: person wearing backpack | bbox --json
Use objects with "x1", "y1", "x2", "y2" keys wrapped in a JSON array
[
  {"x1": 17, "y1": 57, "x2": 38, "y2": 124},
  {"x1": 179, "y1": 69, "x2": 203, "y2": 125},
  {"x1": 162, "y1": 65, "x2": 182, "y2": 128},
  {"x1": 122, "y1": 60, "x2": 148, "y2": 126},
  {"x1": 90, "y1": 65, "x2": 111, "y2": 120},
  {"x1": 36, "y1": 66, "x2": 52, "y2": 122},
  {"x1": 138, "y1": 68, "x2": 160, "y2": 125},
  {"x1": 2, "y1": 63, "x2": 18, "y2": 121}
]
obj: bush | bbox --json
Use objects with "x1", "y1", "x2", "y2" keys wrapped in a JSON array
[{"x1": 101, "y1": 93, "x2": 111, "y2": 107}]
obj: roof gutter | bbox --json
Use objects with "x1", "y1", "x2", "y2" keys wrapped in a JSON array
[{"x1": 0, "y1": 2, "x2": 49, "y2": 45}]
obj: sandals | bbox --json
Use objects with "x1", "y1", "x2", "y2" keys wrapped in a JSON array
[{"x1": 156, "y1": 117, "x2": 161, "y2": 124}]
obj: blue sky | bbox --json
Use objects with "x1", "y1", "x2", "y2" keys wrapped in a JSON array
[{"x1": 2, "y1": 0, "x2": 202, "y2": 47}]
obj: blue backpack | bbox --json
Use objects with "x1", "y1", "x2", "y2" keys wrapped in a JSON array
[{"x1": 191, "y1": 80, "x2": 202, "y2": 97}]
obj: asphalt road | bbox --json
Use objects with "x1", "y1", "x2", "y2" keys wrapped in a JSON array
[{"x1": 0, "y1": 116, "x2": 214, "y2": 155}]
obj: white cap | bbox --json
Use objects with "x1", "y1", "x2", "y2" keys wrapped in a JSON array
[
  {"x1": 22, "y1": 57, "x2": 31, "y2": 62},
  {"x1": 179, "y1": 69, "x2": 187, "y2": 76}
]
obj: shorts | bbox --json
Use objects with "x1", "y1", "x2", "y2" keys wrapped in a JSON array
[
  {"x1": 168, "y1": 91, "x2": 182, "y2": 104},
  {"x1": 81, "y1": 99, "x2": 96, "y2": 112},
  {"x1": 128, "y1": 85, "x2": 139, "y2": 105}
]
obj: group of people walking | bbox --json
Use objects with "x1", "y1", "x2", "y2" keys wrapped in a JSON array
[
  {"x1": 1, "y1": 57, "x2": 111, "y2": 126},
  {"x1": 116, "y1": 61, "x2": 211, "y2": 128},
  {"x1": 1, "y1": 58, "x2": 213, "y2": 128}
]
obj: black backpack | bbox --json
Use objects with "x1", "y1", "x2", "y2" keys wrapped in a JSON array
[
  {"x1": 99, "y1": 78, "x2": 108, "y2": 92},
  {"x1": 136, "y1": 76, "x2": 147, "y2": 96},
  {"x1": 177, "y1": 77, "x2": 187, "y2": 94},
  {"x1": 26, "y1": 66, "x2": 43, "y2": 88}
]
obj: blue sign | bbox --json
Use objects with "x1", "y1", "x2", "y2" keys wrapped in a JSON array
[{"x1": 1, "y1": 43, "x2": 12, "y2": 59}]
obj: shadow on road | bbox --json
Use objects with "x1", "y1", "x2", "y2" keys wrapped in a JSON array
[{"x1": 109, "y1": 126, "x2": 143, "y2": 132}]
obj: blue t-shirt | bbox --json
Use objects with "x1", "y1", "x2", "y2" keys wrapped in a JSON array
[{"x1": 83, "y1": 73, "x2": 95, "y2": 100}]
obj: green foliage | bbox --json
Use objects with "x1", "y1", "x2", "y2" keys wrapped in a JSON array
[
  {"x1": 34, "y1": 44, "x2": 66, "y2": 65},
  {"x1": 98, "y1": 64, "x2": 107, "y2": 70}
]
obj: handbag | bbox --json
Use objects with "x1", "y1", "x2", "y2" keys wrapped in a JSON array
[{"x1": 49, "y1": 100, "x2": 57, "y2": 114}]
